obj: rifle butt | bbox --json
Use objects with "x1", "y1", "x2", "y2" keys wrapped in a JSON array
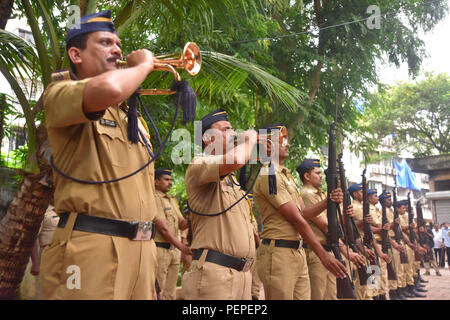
[
  {"x1": 337, "y1": 276, "x2": 357, "y2": 300},
  {"x1": 357, "y1": 266, "x2": 369, "y2": 286},
  {"x1": 387, "y1": 261, "x2": 398, "y2": 281},
  {"x1": 400, "y1": 251, "x2": 409, "y2": 264}
]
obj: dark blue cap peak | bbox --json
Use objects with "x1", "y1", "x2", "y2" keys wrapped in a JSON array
[{"x1": 66, "y1": 10, "x2": 116, "y2": 45}]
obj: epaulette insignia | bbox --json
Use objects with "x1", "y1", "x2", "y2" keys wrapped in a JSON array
[{"x1": 51, "y1": 70, "x2": 75, "y2": 82}]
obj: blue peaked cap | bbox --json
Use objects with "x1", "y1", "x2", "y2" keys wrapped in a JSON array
[{"x1": 66, "y1": 10, "x2": 116, "y2": 45}]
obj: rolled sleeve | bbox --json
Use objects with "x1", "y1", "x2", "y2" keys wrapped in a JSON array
[
  {"x1": 44, "y1": 78, "x2": 105, "y2": 128},
  {"x1": 188, "y1": 155, "x2": 222, "y2": 186},
  {"x1": 258, "y1": 173, "x2": 292, "y2": 209}
]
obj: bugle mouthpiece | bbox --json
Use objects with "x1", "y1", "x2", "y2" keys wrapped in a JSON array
[{"x1": 116, "y1": 59, "x2": 127, "y2": 67}]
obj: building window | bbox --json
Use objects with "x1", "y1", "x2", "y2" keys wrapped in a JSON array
[
  {"x1": 18, "y1": 29, "x2": 34, "y2": 43},
  {"x1": 435, "y1": 180, "x2": 450, "y2": 192}
]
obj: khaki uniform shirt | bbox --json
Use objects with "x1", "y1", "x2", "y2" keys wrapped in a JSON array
[
  {"x1": 253, "y1": 163, "x2": 302, "y2": 241},
  {"x1": 370, "y1": 204, "x2": 382, "y2": 242},
  {"x1": 38, "y1": 205, "x2": 60, "y2": 247},
  {"x1": 185, "y1": 155, "x2": 255, "y2": 259},
  {"x1": 44, "y1": 78, "x2": 156, "y2": 222},
  {"x1": 299, "y1": 184, "x2": 326, "y2": 243},
  {"x1": 154, "y1": 189, "x2": 183, "y2": 243},
  {"x1": 399, "y1": 212, "x2": 409, "y2": 237},
  {"x1": 386, "y1": 207, "x2": 396, "y2": 238},
  {"x1": 352, "y1": 199, "x2": 364, "y2": 235}
]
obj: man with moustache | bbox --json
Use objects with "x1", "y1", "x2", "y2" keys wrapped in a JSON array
[
  {"x1": 253, "y1": 125, "x2": 348, "y2": 300},
  {"x1": 182, "y1": 109, "x2": 258, "y2": 300},
  {"x1": 153, "y1": 168, "x2": 192, "y2": 300},
  {"x1": 297, "y1": 159, "x2": 365, "y2": 300},
  {"x1": 41, "y1": 10, "x2": 161, "y2": 299}
]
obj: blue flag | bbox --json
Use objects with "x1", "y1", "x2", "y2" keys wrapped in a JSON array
[{"x1": 393, "y1": 159, "x2": 421, "y2": 191}]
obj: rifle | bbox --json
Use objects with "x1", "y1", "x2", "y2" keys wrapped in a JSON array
[
  {"x1": 392, "y1": 185, "x2": 409, "y2": 264},
  {"x1": 416, "y1": 202, "x2": 431, "y2": 262},
  {"x1": 362, "y1": 169, "x2": 380, "y2": 268},
  {"x1": 337, "y1": 153, "x2": 369, "y2": 286},
  {"x1": 326, "y1": 122, "x2": 356, "y2": 299},
  {"x1": 406, "y1": 192, "x2": 422, "y2": 262},
  {"x1": 381, "y1": 197, "x2": 398, "y2": 281}
]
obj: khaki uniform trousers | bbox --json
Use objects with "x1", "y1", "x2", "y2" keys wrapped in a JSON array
[
  {"x1": 156, "y1": 246, "x2": 181, "y2": 300},
  {"x1": 40, "y1": 213, "x2": 157, "y2": 299},
  {"x1": 353, "y1": 263, "x2": 372, "y2": 300},
  {"x1": 305, "y1": 248, "x2": 337, "y2": 300},
  {"x1": 389, "y1": 247, "x2": 406, "y2": 289},
  {"x1": 256, "y1": 241, "x2": 310, "y2": 300},
  {"x1": 181, "y1": 250, "x2": 252, "y2": 300},
  {"x1": 251, "y1": 257, "x2": 262, "y2": 298},
  {"x1": 373, "y1": 244, "x2": 388, "y2": 296},
  {"x1": 404, "y1": 246, "x2": 415, "y2": 286}
]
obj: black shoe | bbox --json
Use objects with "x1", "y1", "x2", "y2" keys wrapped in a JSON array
[
  {"x1": 403, "y1": 286, "x2": 415, "y2": 298},
  {"x1": 372, "y1": 295, "x2": 379, "y2": 300},
  {"x1": 389, "y1": 290, "x2": 399, "y2": 300},
  {"x1": 396, "y1": 288, "x2": 408, "y2": 300},
  {"x1": 415, "y1": 286, "x2": 428, "y2": 293},
  {"x1": 412, "y1": 290, "x2": 427, "y2": 298},
  {"x1": 379, "y1": 294, "x2": 387, "y2": 300},
  {"x1": 252, "y1": 295, "x2": 259, "y2": 300}
]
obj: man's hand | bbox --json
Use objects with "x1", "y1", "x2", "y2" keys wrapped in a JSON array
[
  {"x1": 345, "y1": 205, "x2": 354, "y2": 217},
  {"x1": 348, "y1": 251, "x2": 365, "y2": 268},
  {"x1": 364, "y1": 214, "x2": 373, "y2": 224},
  {"x1": 329, "y1": 188, "x2": 344, "y2": 204},
  {"x1": 380, "y1": 253, "x2": 391, "y2": 263},
  {"x1": 30, "y1": 262, "x2": 40, "y2": 276},
  {"x1": 365, "y1": 248, "x2": 376, "y2": 262},
  {"x1": 318, "y1": 254, "x2": 347, "y2": 279},
  {"x1": 125, "y1": 49, "x2": 154, "y2": 72},
  {"x1": 394, "y1": 217, "x2": 401, "y2": 224},
  {"x1": 180, "y1": 244, "x2": 193, "y2": 256},
  {"x1": 382, "y1": 223, "x2": 391, "y2": 231}
]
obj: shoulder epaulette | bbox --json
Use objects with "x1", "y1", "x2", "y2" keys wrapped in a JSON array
[{"x1": 50, "y1": 69, "x2": 77, "y2": 82}]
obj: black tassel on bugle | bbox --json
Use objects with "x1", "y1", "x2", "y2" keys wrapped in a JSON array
[
  {"x1": 268, "y1": 162, "x2": 277, "y2": 195},
  {"x1": 127, "y1": 92, "x2": 139, "y2": 143},
  {"x1": 239, "y1": 164, "x2": 248, "y2": 190}
]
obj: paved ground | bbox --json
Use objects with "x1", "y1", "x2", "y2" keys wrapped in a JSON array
[{"x1": 412, "y1": 267, "x2": 450, "y2": 300}]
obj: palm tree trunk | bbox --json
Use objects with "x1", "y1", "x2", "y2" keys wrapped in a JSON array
[
  {"x1": 0, "y1": 123, "x2": 53, "y2": 299},
  {"x1": 0, "y1": 0, "x2": 14, "y2": 29},
  {"x1": 0, "y1": 167, "x2": 53, "y2": 299}
]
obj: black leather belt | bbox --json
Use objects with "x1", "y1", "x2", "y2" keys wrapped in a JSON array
[
  {"x1": 156, "y1": 242, "x2": 173, "y2": 249},
  {"x1": 58, "y1": 212, "x2": 155, "y2": 240},
  {"x1": 261, "y1": 238, "x2": 303, "y2": 250},
  {"x1": 192, "y1": 249, "x2": 254, "y2": 272},
  {"x1": 302, "y1": 242, "x2": 332, "y2": 252}
]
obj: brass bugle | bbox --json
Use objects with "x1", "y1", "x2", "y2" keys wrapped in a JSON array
[{"x1": 116, "y1": 42, "x2": 201, "y2": 95}]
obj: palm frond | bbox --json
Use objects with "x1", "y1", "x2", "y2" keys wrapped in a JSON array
[{"x1": 0, "y1": 29, "x2": 38, "y2": 85}]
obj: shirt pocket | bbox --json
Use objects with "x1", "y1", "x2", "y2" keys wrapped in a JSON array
[{"x1": 95, "y1": 121, "x2": 129, "y2": 168}]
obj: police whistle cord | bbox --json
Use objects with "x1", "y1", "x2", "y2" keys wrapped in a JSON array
[
  {"x1": 49, "y1": 91, "x2": 180, "y2": 184},
  {"x1": 187, "y1": 164, "x2": 263, "y2": 217}
]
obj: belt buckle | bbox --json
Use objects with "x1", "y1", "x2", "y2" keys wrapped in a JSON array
[
  {"x1": 242, "y1": 258, "x2": 254, "y2": 272},
  {"x1": 131, "y1": 221, "x2": 153, "y2": 241},
  {"x1": 298, "y1": 240, "x2": 304, "y2": 250}
]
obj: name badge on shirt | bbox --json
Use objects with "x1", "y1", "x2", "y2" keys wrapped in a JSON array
[
  {"x1": 99, "y1": 118, "x2": 117, "y2": 127},
  {"x1": 164, "y1": 207, "x2": 172, "y2": 211}
]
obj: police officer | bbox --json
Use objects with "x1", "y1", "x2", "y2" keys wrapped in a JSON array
[
  {"x1": 253, "y1": 125, "x2": 347, "y2": 300},
  {"x1": 367, "y1": 188, "x2": 391, "y2": 300},
  {"x1": 41, "y1": 10, "x2": 159, "y2": 299},
  {"x1": 349, "y1": 184, "x2": 389, "y2": 300},
  {"x1": 378, "y1": 192, "x2": 407, "y2": 300},
  {"x1": 182, "y1": 109, "x2": 257, "y2": 300},
  {"x1": 153, "y1": 168, "x2": 192, "y2": 300},
  {"x1": 397, "y1": 200, "x2": 428, "y2": 297},
  {"x1": 297, "y1": 159, "x2": 364, "y2": 300}
]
